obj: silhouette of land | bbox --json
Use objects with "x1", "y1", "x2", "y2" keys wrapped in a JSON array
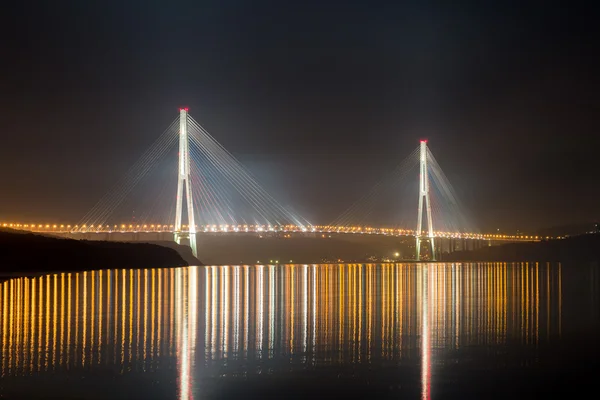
[
  {"x1": 536, "y1": 222, "x2": 599, "y2": 238},
  {"x1": 444, "y1": 233, "x2": 600, "y2": 262},
  {"x1": 0, "y1": 229, "x2": 198, "y2": 280}
]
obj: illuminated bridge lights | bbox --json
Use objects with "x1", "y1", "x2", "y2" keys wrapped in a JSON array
[{"x1": 0, "y1": 221, "x2": 544, "y2": 241}]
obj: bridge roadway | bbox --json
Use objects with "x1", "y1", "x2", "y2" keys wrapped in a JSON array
[
  {"x1": 1, "y1": 222, "x2": 543, "y2": 241},
  {"x1": 2, "y1": 222, "x2": 543, "y2": 263}
]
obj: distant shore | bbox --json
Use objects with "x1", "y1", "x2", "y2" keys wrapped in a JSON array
[
  {"x1": 0, "y1": 229, "x2": 201, "y2": 281},
  {"x1": 443, "y1": 233, "x2": 600, "y2": 262}
]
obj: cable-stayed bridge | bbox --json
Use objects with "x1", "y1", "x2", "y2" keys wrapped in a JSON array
[{"x1": 2, "y1": 109, "x2": 539, "y2": 260}]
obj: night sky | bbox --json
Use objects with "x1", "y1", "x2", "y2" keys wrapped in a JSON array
[{"x1": 1, "y1": 0, "x2": 598, "y2": 232}]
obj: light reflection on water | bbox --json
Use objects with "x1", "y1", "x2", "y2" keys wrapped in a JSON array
[{"x1": 0, "y1": 263, "x2": 596, "y2": 399}]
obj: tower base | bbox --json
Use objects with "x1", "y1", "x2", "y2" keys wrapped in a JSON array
[{"x1": 416, "y1": 236, "x2": 436, "y2": 261}]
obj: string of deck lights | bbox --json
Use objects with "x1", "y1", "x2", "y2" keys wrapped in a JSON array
[{"x1": 0, "y1": 222, "x2": 548, "y2": 240}]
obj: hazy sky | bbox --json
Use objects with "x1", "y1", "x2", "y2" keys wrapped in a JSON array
[{"x1": 1, "y1": 0, "x2": 598, "y2": 232}]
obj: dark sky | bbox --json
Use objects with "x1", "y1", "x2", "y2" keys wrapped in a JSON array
[{"x1": 1, "y1": 0, "x2": 598, "y2": 232}]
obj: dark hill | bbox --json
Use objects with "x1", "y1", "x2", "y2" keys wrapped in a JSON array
[
  {"x1": 0, "y1": 229, "x2": 193, "y2": 278},
  {"x1": 444, "y1": 233, "x2": 600, "y2": 262}
]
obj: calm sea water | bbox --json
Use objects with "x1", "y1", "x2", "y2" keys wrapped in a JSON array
[{"x1": 0, "y1": 263, "x2": 599, "y2": 399}]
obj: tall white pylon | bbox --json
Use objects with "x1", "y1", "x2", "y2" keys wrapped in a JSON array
[
  {"x1": 174, "y1": 108, "x2": 196, "y2": 234},
  {"x1": 416, "y1": 140, "x2": 435, "y2": 261}
]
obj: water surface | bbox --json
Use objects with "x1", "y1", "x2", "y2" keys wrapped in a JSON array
[{"x1": 1, "y1": 263, "x2": 599, "y2": 399}]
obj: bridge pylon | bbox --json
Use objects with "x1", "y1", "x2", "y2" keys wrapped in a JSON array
[
  {"x1": 416, "y1": 140, "x2": 435, "y2": 261},
  {"x1": 174, "y1": 108, "x2": 196, "y2": 238}
]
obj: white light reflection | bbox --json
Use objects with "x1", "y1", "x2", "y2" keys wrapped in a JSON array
[
  {"x1": 302, "y1": 265, "x2": 308, "y2": 355},
  {"x1": 243, "y1": 266, "x2": 249, "y2": 358},
  {"x1": 257, "y1": 266, "x2": 264, "y2": 355},
  {"x1": 421, "y1": 265, "x2": 431, "y2": 400},
  {"x1": 175, "y1": 268, "x2": 188, "y2": 400},
  {"x1": 233, "y1": 266, "x2": 240, "y2": 355},
  {"x1": 211, "y1": 267, "x2": 217, "y2": 358},
  {"x1": 204, "y1": 267, "x2": 210, "y2": 360},
  {"x1": 176, "y1": 267, "x2": 198, "y2": 400},
  {"x1": 269, "y1": 265, "x2": 275, "y2": 357},
  {"x1": 189, "y1": 267, "x2": 198, "y2": 349},
  {"x1": 174, "y1": 267, "x2": 198, "y2": 400},
  {"x1": 220, "y1": 267, "x2": 226, "y2": 355},
  {"x1": 311, "y1": 265, "x2": 316, "y2": 355},
  {"x1": 223, "y1": 267, "x2": 229, "y2": 355}
]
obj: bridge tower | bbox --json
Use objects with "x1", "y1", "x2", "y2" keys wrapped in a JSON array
[
  {"x1": 174, "y1": 108, "x2": 196, "y2": 237},
  {"x1": 416, "y1": 140, "x2": 435, "y2": 261}
]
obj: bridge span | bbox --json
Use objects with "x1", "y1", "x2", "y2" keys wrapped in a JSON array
[
  {"x1": 2, "y1": 222, "x2": 539, "y2": 264},
  {"x1": 1, "y1": 222, "x2": 542, "y2": 242}
]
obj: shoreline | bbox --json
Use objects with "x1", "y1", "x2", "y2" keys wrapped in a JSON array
[{"x1": 0, "y1": 229, "x2": 201, "y2": 282}]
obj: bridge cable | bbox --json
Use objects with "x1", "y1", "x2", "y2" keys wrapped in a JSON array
[
  {"x1": 77, "y1": 117, "x2": 179, "y2": 229},
  {"x1": 187, "y1": 117, "x2": 309, "y2": 227},
  {"x1": 329, "y1": 146, "x2": 420, "y2": 228}
]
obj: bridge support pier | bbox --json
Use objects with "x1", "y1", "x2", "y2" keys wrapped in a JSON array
[{"x1": 174, "y1": 232, "x2": 198, "y2": 258}]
